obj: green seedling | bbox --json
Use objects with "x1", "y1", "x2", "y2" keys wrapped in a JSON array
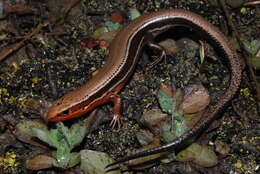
[{"x1": 30, "y1": 121, "x2": 87, "y2": 169}]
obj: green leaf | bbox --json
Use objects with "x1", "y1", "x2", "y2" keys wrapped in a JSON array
[
  {"x1": 171, "y1": 109, "x2": 187, "y2": 137},
  {"x1": 160, "y1": 110, "x2": 187, "y2": 143},
  {"x1": 93, "y1": 27, "x2": 109, "y2": 39},
  {"x1": 129, "y1": 9, "x2": 141, "y2": 20},
  {"x1": 244, "y1": 39, "x2": 260, "y2": 55},
  {"x1": 80, "y1": 150, "x2": 121, "y2": 174},
  {"x1": 172, "y1": 89, "x2": 183, "y2": 109},
  {"x1": 67, "y1": 152, "x2": 80, "y2": 168},
  {"x1": 250, "y1": 56, "x2": 260, "y2": 69},
  {"x1": 16, "y1": 120, "x2": 48, "y2": 147},
  {"x1": 105, "y1": 21, "x2": 121, "y2": 31},
  {"x1": 31, "y1": 127, "x2": 50, "y2": 146},
  {"x1": 69, "y1": 122, "x2": 87, "y2": 149},
  {"x1": 57, "y1": 122, "x2": 71, "y2": 148},
  {"x1": 158, "y1": 90, "x2": 174, "y2": 114},
  {"x1": 160, "y1": 122, "x2": 176, "y2": 143},
  {"x1": 176, "y1": 143, "x2": 218, "y2": 167},
  {"x1": 55, "y1": 139, "x2": 71, "y2": 168},
  {"x1": 158, "y1": 87, "x2": 187, "y2": 140},
  {"x1": 47, "y1": 128, "x2": 64, "y2": 148},
  {"x1": 160, "y1": 153, "x2": 176, "y2": 163}
]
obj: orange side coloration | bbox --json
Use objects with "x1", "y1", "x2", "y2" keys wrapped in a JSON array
[
  {"x1": 47, "y1": 90, "x2": 122, "y2": 127},
  {"x1": 45, "y1": 10, "x2": 241, "y2": 167}
]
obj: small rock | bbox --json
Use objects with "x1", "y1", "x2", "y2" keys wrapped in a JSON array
[
  {"x1": 215, "y1": 141, "x2": 231, "y2": 155},
  {"x1": 159, "y1": 39, "x2": 180, "y2": 54}
]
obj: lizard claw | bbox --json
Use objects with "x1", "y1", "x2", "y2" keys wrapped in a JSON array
[
  {"x1": 109, "y1": 114, "x2": 122, "y2": 129},
  {"x1": 147, "y1": 50, "x2": 166, "y2": 70}
]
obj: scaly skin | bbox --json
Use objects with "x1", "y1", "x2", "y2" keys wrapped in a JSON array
[{"x1": 106, "y1": 9, "x2": 242, "y2": 169}]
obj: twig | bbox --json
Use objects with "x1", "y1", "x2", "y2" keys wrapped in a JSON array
[
  {"x1": 0, "y1": 0, "x2": 80, "y2": 62},
  {"x1": 0, "y1": 22, "x2": 47, "y2": 61},
  {"x1": 0, "y1": 31, "x2": 67, "y2": 41},
  {"x1": 218, "y1": 0, "x2": 260, "y2": 100},
  {"x1": 243, "y1": 0, "x2": 260, "y2": 6}
]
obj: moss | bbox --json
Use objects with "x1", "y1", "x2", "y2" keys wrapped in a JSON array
[{"x1": 0, "y1": 152, "x2": 19, "y2": 171}]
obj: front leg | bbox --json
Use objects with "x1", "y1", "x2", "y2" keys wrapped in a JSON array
[
  {"x1": 144, "y1": 34, "x2": 167, "y2": 69},
  {"x1": 106, "y1": 92, "x2": 123, "y2": 128}
]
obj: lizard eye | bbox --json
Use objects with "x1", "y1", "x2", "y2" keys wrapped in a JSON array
[{"x1": 62, "y1": 109, "x2": 69, "y2": 116}]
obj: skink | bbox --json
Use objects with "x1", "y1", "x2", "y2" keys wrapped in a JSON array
[{"x1": 45, "y1": 9, "x2": 242, "y2": 167}]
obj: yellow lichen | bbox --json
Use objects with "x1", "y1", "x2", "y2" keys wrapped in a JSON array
[
  {"x1": 240, "y1": 7, "x2": 249, "y2": 15},
  {"x1": 7, "y1": 96, "x2": 17, "y2": 104},
  {"x1": 11, "y1": 62, "x2": 21, "y2": 72},
  {"x1": 234, "y1": 160, "x2": 243, "y2": 169},
  {"x1": 240, "y1": 88, "x2": 255, "y2": 101},
  {"x1": 31, "y1": 77, "x2": 40, "y2": 87},
  {"x1": 242, "y1": 136, "x2": 247, "y2": 144},
  {"x1": 0, "y1": 88, "x2": 10, "y2": 104},
  {"x1": 0, "y1": 152, "x2": 19, "y2": 171},
  {"x1": 240, "y1": 88, "x2": 250, "y2": 97}
]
